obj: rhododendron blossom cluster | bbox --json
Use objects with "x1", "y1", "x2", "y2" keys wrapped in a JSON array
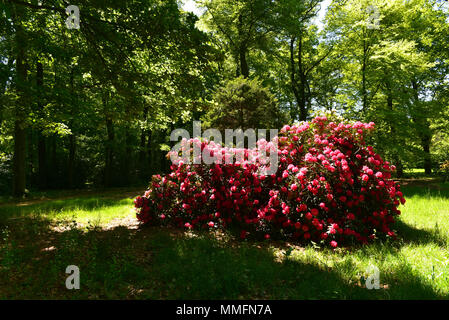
[{"x1": 134, "y1": 116, "x2": 405, "y2": 248}]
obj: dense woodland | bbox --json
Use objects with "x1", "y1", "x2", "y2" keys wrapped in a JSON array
[{"x1": 1, "y1": 0, "x2": 448, "y2": 197}]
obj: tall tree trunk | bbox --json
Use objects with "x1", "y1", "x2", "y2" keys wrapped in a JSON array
[
  {"x1": 289, "y1": 37, "x2": 300, "y2": 121},
  {"x1": 104, "y1": 110, "x2": 115, "y2": 187},
  {"x1": 393, "y1": 155, "x2": 404, "y2": 178},
  {"x1": 147, "y1": 129, "x2": 153, "y2": 174},
  {"x1": 235, "y1": 53, "x2": 241, "y2": 77},
  {"x1": 122, "y1": 128, "x2": 132, "y2": 185},
  {"x1": 298, "y1": 80, "x2": 307, "y2": 121},
  {"x1": 239, "y1": 44, "x2": 249, "y2": 79},
  {"x1": 289, "y1": 36, "x2": 307, "y2": 121},
  {"x1": 422, "y1": 134, "x2": 432, "y2": 175},
  {"x1": 297, "y1": 35, "x2": 307, "y2": 121},
  {"x1": 67, "y1": 134, "x2": 76, "y2": 188},
  {"x1": 37, "y1": 134, "x2": 47, "y2": 188},
  {"x1": 361, "y1": 39, "x2": 368, "y2": 113},
  {"x1": 139, "y1": 107, "x2": 149, "y2": 176},
  {"x1": 67, "y1": 68, "x2": 76, "y2": 188},
  {"x1": 237, "y1": 14, "x2": 249, "y2": 79},
  {"x1": 13, "y1": 120, "x2": 26, "y2": 196},
  {"x1": 12, "y1": 7, "x2": 27, "y2": 197},
  {"x1": 36, "y1": 61, "x2": 47, "y2": 189},
  {"x1": 37, "y1": 132, "x2": 47, "y2": 189},
  {"x1": 411, "y1": 80, "x2": 432, "y2": 175},
  {"x1": 139, "y1": 131, "x2": 147, "y2": 165},
  {"x1": 50, "y1": 135, "x2": 57, "y2": 187},
  {"x1": 386, "y1": 83, "x2": 403, "y2": 178}
]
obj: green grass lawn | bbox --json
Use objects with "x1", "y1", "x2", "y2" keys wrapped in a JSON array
[{"x1": 0, "y1": 180, "x2": 448, "y2": 299}]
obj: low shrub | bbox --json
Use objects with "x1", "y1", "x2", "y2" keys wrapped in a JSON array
[{"x1": 134, "y1": 116, "x2": 405, "y2": 248}]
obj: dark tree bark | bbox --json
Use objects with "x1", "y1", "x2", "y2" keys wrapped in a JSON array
[
  {"x1": 297, "y1": 35, "x2": 307, "y2": 121},
  {"x1": 13, "y1": 119, "x2": 26, "y2": 196},
  {"x1": 139, "y1": 128, "x2": 147, "y2": 171},
  {"x1": 289, "y1": 36, "x2": 307, "y2": 121},
  {"x1": 12, "y1": 7, "x2": 27, "y2": 197},
  {"x1": 50, "y1": 135, "x2": 57, "y2": 186},
  {"x1": 67, "y1": 134, "x2": 76, "y2": 188},
  {"x1": 239, "y1": 44, "x2": 249, "y2": 79},
  {"x1": 36, "y1": 61, "x2": 47, "y2": 189},
  {"x1": 361, "y1": 39, "x2": 368, "y2": 113},
  {"x1": 422, "y1": 134, "x2": 432, "y2": 175},
  {"x1": 139, "y1": 106, "x2": 149, "y2": 175},
  {"x1": 67, "y1": 68, "x2": 76, "y2": 188},
  {"x1": 385, "y1": 83, "x2": 403, "y2": 178},
  {"x1": 147, "y1": 129, "x2": 153, "y2": 174},
  {"x1": 105, "y1": 116, "x2": 115, "y2": 187},
  {"x1": 411, "y1": 80, "x2": 432, "y2": 175},
  {"x1": 237, "y1": 14, "x2": 249, "y2": 79},
  {"x1": 122, "y1": 128, "x2": 132, "y2": 185},
  {"x1": 103, "y1": 93, "x2": 115, "y2": 187},
  {"x1": 289, "y1": 37, "x2": 299, "y2": 120}
]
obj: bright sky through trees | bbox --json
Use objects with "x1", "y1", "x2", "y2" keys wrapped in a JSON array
[{"x1": 182, "y1": 0, "x2": 332, "y2": 27}]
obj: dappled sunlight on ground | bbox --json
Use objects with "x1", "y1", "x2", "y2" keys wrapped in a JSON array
[{"x1": 0, "y1": 181, "x2": 448, "y2": 299}]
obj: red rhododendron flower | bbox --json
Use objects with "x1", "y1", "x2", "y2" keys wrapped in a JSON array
[{"x1": 134, "y1": 116, "x2": 404, "y2": 248}]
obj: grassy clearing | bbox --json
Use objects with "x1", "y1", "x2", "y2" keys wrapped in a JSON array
[{"x1": 0, "y1": 180, "x2": 448, "y2": 299}]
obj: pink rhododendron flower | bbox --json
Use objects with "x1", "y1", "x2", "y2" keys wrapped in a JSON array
[{"x1": 134, "y1": 116, "x2": 403, "y2": 248}]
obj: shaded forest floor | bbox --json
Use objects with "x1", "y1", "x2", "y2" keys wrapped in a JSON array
[{"x1": 0, "y1": 179, "x2": 448, "y2": 299}]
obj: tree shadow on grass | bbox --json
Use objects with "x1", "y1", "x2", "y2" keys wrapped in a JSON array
[
  {"x1": 393, "y1": 219, "x2": 448, "y2": 247},
  {"x1": 143, "y1": 231, "x2": 443, "y2": 300},
  {"x1": 401, "y1": 183, "x2": 449, "y2": 199},
  {"x1": 0, "y1": 217, "x2": 445, "y2": 300}
]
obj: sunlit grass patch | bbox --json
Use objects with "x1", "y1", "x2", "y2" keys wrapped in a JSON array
[{"x1": 0, "y1": 196, "x2": 136, "y2": 229}]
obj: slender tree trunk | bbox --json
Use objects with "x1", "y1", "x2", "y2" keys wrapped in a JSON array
[
  {"x1": 237, "y1": 14, "x2": 249, "y2": 79},
  {"x1": 12, "y1": 8, "x2": 27, "y2": 197},
  {"x1": 139, "y1": 132, "x2": 147, "y2": 164},
  {"x1": 394, "y1": 155, "x2": 404, "y2": 178},
  {"x1": 49, "y1": 135, "x2": 57, "y2": 187},
  {"x1": 422, "y1": 134, "x2": 432, "y2": 175},
  {"x1": 103, "y1": 92, "x2": 115, "y2": 187},
  {"x1": 122, "y1": 128, "x2": 132, "y2": 185},
  {"x1": 139, "y1": 106, "x2": 149, "y2": 175},
  {"x1": 386, "y1": 84, "x2": 403, "y2": 178},
  {"x1": 235, "y1": 53, "x2": 241, "y2": 77},
  {"x1": 239, "y1": 45, "x2": 249, "y2": 79},
  {"x1": 298, "y1": 80, "x2": 307, "y2": 121},
  {"x1": 139, "y1": 129, "x2": 147, "y2": 176},
  {"x1": 13, "y1": 120, "x2": 26, "y2": 196},
  {"x1": 361, "y1": 40, "x2": 368, "y2": 113},
  {"x1": 68, "y1": 134, "x2": 76, "y2": 188},
  {"x1": 290, "y1": 36, "x2": 307, "y2": 121},
  {"x1": 36, "y1": 61, "x2": 47, "y2": 189},
  {"x1": 37, "y1": 134, "x2": 47, "y2": 188},
  {"x1": 411, "y1": 80, "x2": 432, "y2": 175},
  {"x1": 297, "y1": 35, "x2": 307, "y2": 121},
  {"x1": 105, "y1": 116, "x2": 115, "y2": 187},
  {"x1": 147, "y1": 129, "x2": 153, "y2": 174},
  {"x1": 67, "y1": 68, "x2": 76, "y2": 188},
  {"x1": 289, "y1": 37, "x2": 300, "y2": 121}
]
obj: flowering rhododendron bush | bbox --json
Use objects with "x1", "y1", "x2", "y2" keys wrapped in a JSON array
[{"x1": 134, "y1": 116, "x2": 406, "y2": 248}]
